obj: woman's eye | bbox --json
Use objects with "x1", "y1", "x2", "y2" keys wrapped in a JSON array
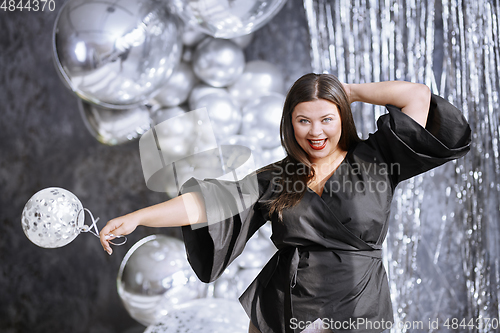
[
  {"x1": 299, "y1": 119, "x2": 309, "y2": 124},
  {"x1": 323, "y1": 118, "x2": 333, "y2": 123}
]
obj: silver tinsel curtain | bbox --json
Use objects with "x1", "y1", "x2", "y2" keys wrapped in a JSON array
[{"x1": 303, "y1": 0, "x2": 500, "y2": 332}]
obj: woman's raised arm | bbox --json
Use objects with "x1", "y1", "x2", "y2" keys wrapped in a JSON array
[
  {"x1": 99, "y1": 192, "x2": 207, "y2": 255},
  {"x1": 344, "y1": 81, "x2": 431, "y2": 127}
]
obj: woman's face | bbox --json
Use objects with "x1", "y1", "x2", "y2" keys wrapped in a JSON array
[{"x1": 291, "y1": 99, "x2": 343, "y2": 164}]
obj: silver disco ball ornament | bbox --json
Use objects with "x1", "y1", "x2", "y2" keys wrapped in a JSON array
[
  {"x1": 53, "y1": 0, "x2": 183, "y2": 108},
  {"x1": 144, "y1": 298, "x2": 249, "y2": 333},
  {"x1": 21, "y1": 188, "x2": 85, "y2": 248},
  {"x1": 171, "y1": 0, "x2": 288, "y2": 39},
  {"x1": 118, "y1": 235, "x2": 207, "y2": 326},
  {"x1": 241, "y1": 93, "x2": 285, "y2": 149},
  {"x1": 192, "y1": 38, "x2": 245, "y2": 87}
]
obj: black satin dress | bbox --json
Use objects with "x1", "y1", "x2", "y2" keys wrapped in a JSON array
[{"x1": 179, "y1": 94, "x2": 471, "y2": 333}]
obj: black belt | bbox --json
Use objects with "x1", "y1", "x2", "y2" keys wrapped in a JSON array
[{"x1": 260, "y1": 245, "x2": 382, "y2": 333}]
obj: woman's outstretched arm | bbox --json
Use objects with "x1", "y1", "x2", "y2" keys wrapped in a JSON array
[
  {"x1": 99, "y1": 192, "x2": 207, "y2": 255},
  {"x1": 344, "y1": 81, "x2": 431, "y2": 127}
]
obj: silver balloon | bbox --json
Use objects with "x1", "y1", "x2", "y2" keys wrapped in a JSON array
[
  {"x1": 219, "y1": 134, "x2": 263, "y2": 174},
  {"x1": 219, "y1": 134, "x2": 261, "y2": 152},
  {"x1": 21, "y1": 188, "x2": 85, "y2": 248},
  {"x1": 188, "y1": 83, "x2": 228, "y2": 109},
  {"x1": 151, "y1": 105, "x2": 188, "y2": 123},
  {"x1": 140, "y1": 107, "x2": 221, "y2": 194},
  {"x1": 171, "y1": 142, "x2": 253, "y2": 186},
  {"x1": 191, "y1": 90, "x2": 242, "y2": 140},
  {"x1": 232, "y1": 228, "x2": 276, "y2": 269},
  {"x1": 53, "y1": 0, "x2": 183, "y2": 108},
  {"x1": 152, "y1": 62, "x2": 198, "y2": 107},
  {"x1": 144, "y1": 298, "x2": 249, "y2": 333},
  {"x1": 182, "y1": 47, "x2": 195, "y2": 63},
  {"x1": 192, "y1": 38, "x2": 245, "y2": 87},
  {"x1": 212, "y1": 273, "x2": 240, "y2": 300},
  {"x1": 213, "y1": 267, "x2": 261, "y2": 300},
  {"x1": 228, "y1": 60, "x2": 285, "y2": 106},
  {"x1": 259, "y1": 145, "x2": 286, "y2": 169},
  {"x1": 150, "y1": 105, "x2": 193, "y2": 175},
  {"x1": 78, "y1": 99, "x2": 151, "y2": 145},
  {"x1": 182, "y1": 24, "x2": 208, "y2": 47},
  {"x1": 118, "y1": 235, "x2": 207, "y2": 326},
  {"x1": 171, "y1": 0, "x2": 288, "y2": 39},
  {"x1": 234, "y1": 267, "x2": 262, "y2": 292},
  {"x1": 213, "y1": 222, "x2": 276, "y2": 298},
  {"x1": 230, "y1": 32, "x2": 254, "y2": 49},
  {"x1": 240, "y1": 93, "x2": 285, "y2": 149},
  {"x1": 151, "y1": 105, "x2": 195, "y2": 160},
  {"x1": 259, "y1": 220, "x2": 273, "y2": 239}
]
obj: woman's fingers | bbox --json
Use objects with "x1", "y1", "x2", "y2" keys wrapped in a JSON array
[
  {"x1": 99, "y1": 218, "x2": 123, "y2": 255},
  {"x1": 99, "y1": 214, "x2": 139, "y2": 255}
]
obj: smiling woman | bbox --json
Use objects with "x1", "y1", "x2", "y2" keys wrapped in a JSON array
[
  {"x1": 268, "y1": 73, "x2": 361, "y2": 211},
  {"x1": 292, "y1": 99, "x2": 343, "y2": 160},
  {"x1": 292, "y1": 99, "x2": 346, "y2": 196},
  {"x1": 100, "y1": 73, "x2": 471, "y2": 333}
]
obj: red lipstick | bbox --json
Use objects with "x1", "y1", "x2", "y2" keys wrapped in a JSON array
[{"x1": 308, "y1": 139, "x2": 327, "y2": 150}]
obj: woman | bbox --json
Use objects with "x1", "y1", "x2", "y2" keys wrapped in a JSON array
[{"x1": 100, "y1": 74, "x2": 471, "y2": 333}]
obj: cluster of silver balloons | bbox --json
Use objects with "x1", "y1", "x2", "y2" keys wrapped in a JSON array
[
  {"x1": 117, "y1": 225, "x2": 277, "y2": 329},
  {"x1": 52, "y1": 0, "x2": 287, "y2": 330},
  {"x1": 52, "y1": 0, "x2": 288, "y2": 176}
]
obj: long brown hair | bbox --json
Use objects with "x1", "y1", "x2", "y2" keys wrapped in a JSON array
[{"x1": 260, "y1": 73, "x2": 360, "y2": 221}]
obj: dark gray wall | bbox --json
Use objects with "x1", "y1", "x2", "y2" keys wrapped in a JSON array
[{"x1": 0, "y1": 1, "x2": 311, "y2": 332}]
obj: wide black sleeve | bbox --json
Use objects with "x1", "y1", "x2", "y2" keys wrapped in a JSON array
[
  {"x1": 178, "y1": 169, "x2": 275, "y2": 283},
  {"x1": 366, "y1": 93, "x2": 472, "y2": 185}
]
